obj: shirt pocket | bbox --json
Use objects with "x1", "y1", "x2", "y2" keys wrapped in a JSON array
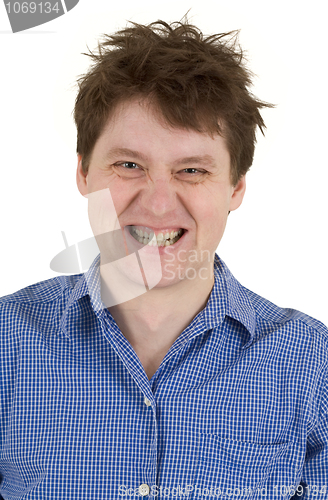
[{"x1": 193, "y1": 434, "x2": 289, "y2": 499}]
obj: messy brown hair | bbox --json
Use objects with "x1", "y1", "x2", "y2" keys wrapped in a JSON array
[{"x1": 74, "y1": 19, "x2": 273, "y2": 185}]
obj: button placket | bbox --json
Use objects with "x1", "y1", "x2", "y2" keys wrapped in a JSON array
[{"x1": 141, "y1": 394, "x2": 157, "y2": 495}]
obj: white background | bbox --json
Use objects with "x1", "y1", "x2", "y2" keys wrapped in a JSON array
[{"x1": 0, "y1": 0, "x2": 327, "y2": 324}]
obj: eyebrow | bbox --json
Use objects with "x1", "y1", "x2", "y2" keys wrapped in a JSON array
[
  {"x1": 104, "y1": 148, "x2": 217, "y2": 168},
  {"x1": 172, "y1": 155, "x2": 216, "y2": 168},
  {"x1": 105, "y1": 148, "x2": 149, "y2": 163}
]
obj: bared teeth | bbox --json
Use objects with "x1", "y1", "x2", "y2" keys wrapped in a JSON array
[{"x1": 129, "y1": 226, "x2": 184, "y2": 246}]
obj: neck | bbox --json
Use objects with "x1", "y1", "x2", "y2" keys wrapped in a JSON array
[
  {"x1": 110, "y1": 272, "x2": 213, "y2": 330},
  {"x1": 104, "y1": 267, "x2": 214, "y2": 378}
]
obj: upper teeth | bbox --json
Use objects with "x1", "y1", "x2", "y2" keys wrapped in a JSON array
[{"x1": 130, "y1": 228, "x2": 183, "y2": 246}]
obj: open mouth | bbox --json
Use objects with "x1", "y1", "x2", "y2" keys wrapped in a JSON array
[{"x1": 127, "y1": 226, "x2": 185, "y2": 247}]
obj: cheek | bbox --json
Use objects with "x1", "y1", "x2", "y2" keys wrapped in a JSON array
[
  {"x1": 195, "y1": 197, "x2": 226, "y2": 226},
  {"x1": 87, "y1": 187, "x2": 122, "y2": 236},
  {"x1": 109, "y1": 184, "x2": 136, "y2": 217},
  {"x1": 197, "y1": 201, "x2": 229, "y2": 244},
  {"x1": 89, "y1": 173, "x2": 134, "y2": 213}
]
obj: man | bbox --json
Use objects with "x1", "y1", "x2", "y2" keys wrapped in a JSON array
[{"x1": 1, "y1": 19, "x2": 327, "y2": 500}]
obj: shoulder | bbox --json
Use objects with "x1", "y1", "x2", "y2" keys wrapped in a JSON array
[
  {"x1": 0, "y1": 274, "x2": 85, "y2": 391},
  {"x1": 242, "y1": 284, "x2": 328, "y2": 360},
  {"x1": 245, "y1": 284, "x2": 328, "y2": 334},
  {"x1": 0, "y1": 274, "x2": 82, "y2": 306},
  {"x1": 0, "y1": 274, "x2": 84, "y2": 341},
  {"x1": 215, "y1": 255, "x2": 328, "y2": 353}
]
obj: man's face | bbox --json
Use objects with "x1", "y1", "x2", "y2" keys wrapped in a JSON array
[{"x1": 77, "y1": 99, "x2": 245, "y2": 288}]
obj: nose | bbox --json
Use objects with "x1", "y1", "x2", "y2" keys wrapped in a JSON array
[{"x1": 140, "y1": 177, "x2": 177, "y2": 217}]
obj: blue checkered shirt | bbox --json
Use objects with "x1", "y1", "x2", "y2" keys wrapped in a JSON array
[{"x1": 1, "y1": 254, "x2": 328, "y2": 499}]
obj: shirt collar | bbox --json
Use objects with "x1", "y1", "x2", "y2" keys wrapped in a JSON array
[
  {"x1": 207, "y1": 254, "x2": 257, "y2": 345},
  {"x1": 60, "y1": 253, "x2": 256, "y2": 344},
  {"x1": 59, "y1": 254, "x2": 102, "y2": 337}
]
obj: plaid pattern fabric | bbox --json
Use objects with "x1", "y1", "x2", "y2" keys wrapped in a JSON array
[{"x1": 1, "y1": 254, "x2": 328, "y2": 499}]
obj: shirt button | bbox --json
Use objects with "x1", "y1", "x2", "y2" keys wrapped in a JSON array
[
  {"x1": 144, "y1": 397, "x2": 151, "y2": 407},
  {"x1": 139, "y1": 484, "x2": 150, "y2": 496}
]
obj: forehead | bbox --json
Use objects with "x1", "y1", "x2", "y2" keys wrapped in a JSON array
[{"x1": 92, "y1": 99, "x2": 230, "y2": 166}]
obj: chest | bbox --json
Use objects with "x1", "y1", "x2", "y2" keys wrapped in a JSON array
[{"x1": 0, "y1": 330, "x2": 311, "y2": 499}]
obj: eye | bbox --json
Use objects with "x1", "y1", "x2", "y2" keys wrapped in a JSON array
[
  {"x1": 112, "y1": 161, "x2": 145, "y2": 178},
  {"x1": 183, "y1": 168, "x2": 201, "y2": 174},
  {"x1": 177, "y1": 168, "x2": 208, "y2": 183},
  {"x1": 116, "y1": 161, "x2": 140, "y2": 169}
]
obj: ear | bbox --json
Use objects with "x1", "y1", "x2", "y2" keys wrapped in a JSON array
[
  {"x1": 76, "y1": 154, "x2": 88, "y2": 196},
  {"x1": 229, "y1": 175, "x2": 246, "y2": 212}
]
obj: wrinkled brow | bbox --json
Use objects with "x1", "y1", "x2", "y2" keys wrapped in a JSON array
[{"x1": 104, "y1": 148, "x2": 217, "y2": 168}]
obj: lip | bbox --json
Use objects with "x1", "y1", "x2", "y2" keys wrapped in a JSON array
[{"x1": 124, "y1": 225, "x2": 188, "y2": 254}]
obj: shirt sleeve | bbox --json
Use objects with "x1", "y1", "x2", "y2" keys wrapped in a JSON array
[
  {"x1": 291, "y1": 377, "x2": 328, "y2": 499},
  {"x1": 0, "y1": 303, "x2": 21, "y2": 468}
]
